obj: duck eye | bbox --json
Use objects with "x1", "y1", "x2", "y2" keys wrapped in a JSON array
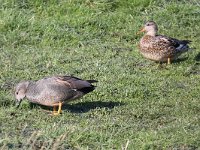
[{"x1": 16, "y1": 92, "x2": 19, "y2": 95}]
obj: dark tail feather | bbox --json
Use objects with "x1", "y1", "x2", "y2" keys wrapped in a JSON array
[
  {"x1": 181, "y1": 40, "x2": 192, "y2": 44},
  {"x1": 176, "y1": 39, "x2": 193, "y2": 53},
  {"x1": 80, "y1": 86, "x2": 96, "y2": 94},
  {"x1": 80, "y1": 80, "x2": 97, "y2": 94},
  {"x1": 86, "y1": 80, "x2": 98, "y2": 83}
]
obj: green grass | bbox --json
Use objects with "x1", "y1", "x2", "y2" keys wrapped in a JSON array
[{"x1": 0, "y1": 0, "x2": 200, "y2": 149}]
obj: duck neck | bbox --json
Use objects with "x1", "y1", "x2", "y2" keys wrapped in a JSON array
[
  {"x1": 25, "y1": 81, "x2": 38, "y2": 102},
  {"x1": 146, "y1": 30, "x2": 157, "y2": 36},
  {"x1": 26, "y1": 81, "x2": 35, "y2": 95}
]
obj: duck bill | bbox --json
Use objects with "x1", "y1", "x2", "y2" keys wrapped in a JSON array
[
  {"x1": 15, "y1": 100, "x2": 22, "y2": 108},
  {"x1": 137, "y1": 27, "x2": 146, "y2": 34}
]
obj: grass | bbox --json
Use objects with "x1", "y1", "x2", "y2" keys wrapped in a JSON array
[{"x1": 0, "y1": 0, "x2": 200, "y2": 149}]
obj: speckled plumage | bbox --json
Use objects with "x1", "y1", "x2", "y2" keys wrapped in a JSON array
[
  {"x1": 15, "y1": 75, "x2": 97, "y2": 107},
  {"x1": 138, "y1": 21, "x2": 191, "y2": 62}
]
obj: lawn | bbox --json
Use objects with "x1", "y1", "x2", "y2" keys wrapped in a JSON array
[{"x1": 0, "y1": 0, "x2": 200, "y2": 149}]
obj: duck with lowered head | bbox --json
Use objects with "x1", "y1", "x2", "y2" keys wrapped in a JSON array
[{"x1": 14, "y1": 75, "x2": 97, "y2": 115}]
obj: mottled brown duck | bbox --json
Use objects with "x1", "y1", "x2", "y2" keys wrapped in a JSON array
[
  {"x1": 138, "y1": 21, "x2": 191, "y2": 64},
  {"x1": 15, "y1": 75, "x2": 97, "y2": 115}
]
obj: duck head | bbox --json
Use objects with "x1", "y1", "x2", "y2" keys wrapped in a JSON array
[
  {"x1": 15, "y1": 81, "x2": 30, "y2": 107},
  {"x1": 138, "y1": 21, "x2": 158, "y2": 36}
]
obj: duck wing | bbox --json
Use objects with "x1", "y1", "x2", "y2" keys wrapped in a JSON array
[
  {"x1": 54, "y1": 75, "x2": 97, "y2": 93},
  {"x1": 155, "y1": 35, "x2": 191, "y2": 52},
  {"x1": 26, "y1": 75, "x2": 97, "y2": 104}
]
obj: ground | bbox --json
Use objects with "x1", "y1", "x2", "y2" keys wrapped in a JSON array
[{"x1": 0, "y1": 0, "x2": 200, "y2": 149}]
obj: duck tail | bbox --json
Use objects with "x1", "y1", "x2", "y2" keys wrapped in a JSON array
[
  {"x1": 86, "y1": 80, "x2": 98, "y2": 83},
  {"x1": 181, "y1": 40, "x2": 192, "y2": 45},
  {"x1": 79, "y1": 85, "x2": 96, "y2": 94},
  {"x1": 176, "y1": 40, "x2": 192, "y2": 53}
]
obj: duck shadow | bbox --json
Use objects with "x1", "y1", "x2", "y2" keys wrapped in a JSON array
[
  {"x1": 30, "y1": 101, "x2": 125, "y2": 113},
  {"x1": 195, "y1": 52, "x2": 200, "y2": 61},
  {"x1": 152, "y1": 57, "x2": 188, "y2": 69},
  {"x1": 171, "y1": 57, "x2": 188, "y2": 64},
  {"x1": 63, "y1": 101, "x2": 125, "y2": 113}
]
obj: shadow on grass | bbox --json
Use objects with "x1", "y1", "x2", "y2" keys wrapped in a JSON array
[
  {"x1": 195, "y1": 52, "x2": 200, "y2": 61},
  {"x1": 184, "y1": 62, "x2": 200, "y2": 76},
  {"x1": 155, "y1": 57, "x2": 188, "y2": 69},
  {"x1": 29, "y1": 101, "x2": 125, "y2": 113},
  {"x1": 63, "y1": 101, "x2": 125, "y2": 113},
  {"x1": 171, "y1": 57, "x2": 188, "y2": 63},
  {"x1": 133, "y1": 57, "x2": 188, "y2": 69}
]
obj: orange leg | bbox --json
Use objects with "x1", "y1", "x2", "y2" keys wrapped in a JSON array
[
  {"x1": 167, "y1": 58, "x2": 171, "y2": 65},
  {"x1": 53, "y1": 106, "x2": 57, "y2": 113},
  {"x1": 53, "y1": 102, "x2": 62, "y2": 115}
]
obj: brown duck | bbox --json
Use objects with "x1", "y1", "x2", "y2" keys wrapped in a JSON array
[
  {"x1": 138, "y1": 21, "x2": 191, "y2": 64},
  {"x1": 15, "y1": 75, "x2": 97, "y2": 115}
]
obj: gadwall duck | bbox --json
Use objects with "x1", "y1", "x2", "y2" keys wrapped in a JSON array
[
  {"x1": 138, "y1": 21, "x2": 191, "y2": 64},
  {"x1": 15, "y1": 75, "x2": 97, "y2": 115}
]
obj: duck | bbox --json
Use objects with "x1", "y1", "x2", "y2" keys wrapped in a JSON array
[
  {"x1": 14, "y1": 75, "x2": 97, "y2": 115},
  {"x1": 138, "y1": 21, "x2": 191, "y2": 64}
]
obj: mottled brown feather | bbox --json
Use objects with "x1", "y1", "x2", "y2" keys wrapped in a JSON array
[{"x1": 138, "y1": 21, "x2": 191, "y2": 62}]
